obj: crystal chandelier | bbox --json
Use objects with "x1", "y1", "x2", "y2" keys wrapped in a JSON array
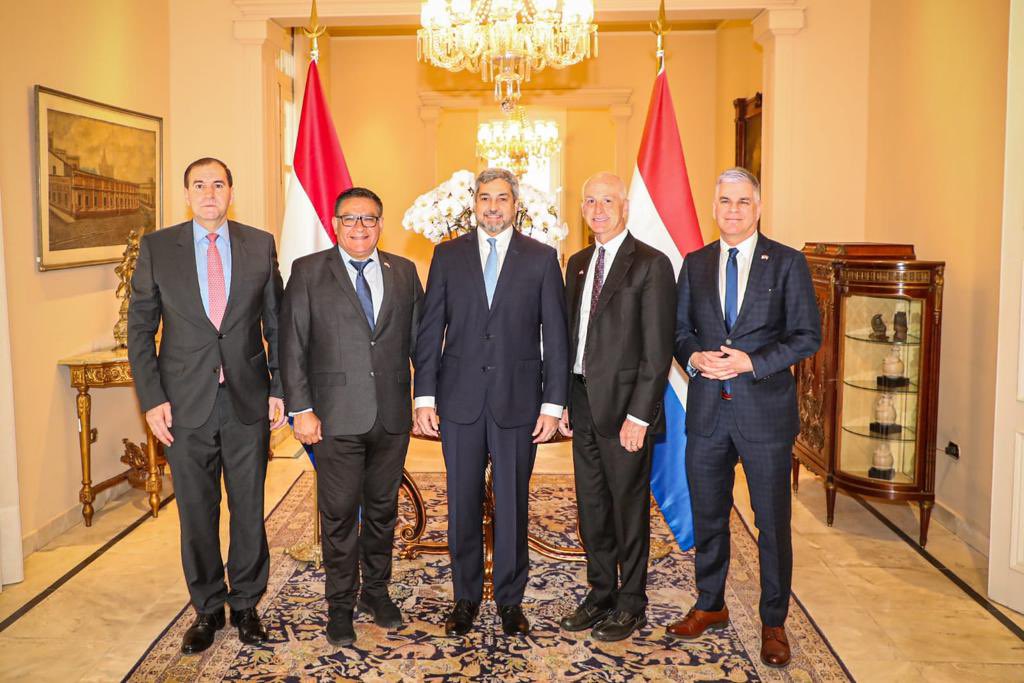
[
  {"x1": 476, "y1": 108, "x2": 560, "y2": 176},
  {"x1": 418, "y1": 0, "x2": 598, "y2": 107}
]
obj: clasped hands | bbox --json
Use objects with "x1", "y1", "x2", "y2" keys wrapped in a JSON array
[
  {"x1": 414, "y1": 407, "x2": 559, "y2": 444},
  {"x1": 145, "y1": 396, "x2": 287, "y2": 447},
  {"x1": 689, "y1": 346, "x2": 754, "y2": 380}
]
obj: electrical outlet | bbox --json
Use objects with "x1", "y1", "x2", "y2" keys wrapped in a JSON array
[{"x1": 944, "y1": 441, "x2": 960, "y2": 459}]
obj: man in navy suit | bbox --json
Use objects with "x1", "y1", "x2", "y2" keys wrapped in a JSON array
[
  {"x1": 414, "y1": 168, "x2": 569, "y2": 637},
  {"x1": 666, "y1": 167, "x2": 820, "y2": 668}
]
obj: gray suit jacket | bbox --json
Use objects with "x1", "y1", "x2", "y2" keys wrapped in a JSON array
[
  {"x1": 674, "y1": 234, "x2": 821, "y2": 442},
  {"x1": 280, "y1": 247, "x2": 423, "y2": 436},
  {"x1": 127, "y1": 221, "x2": 284, "y2": 429}
]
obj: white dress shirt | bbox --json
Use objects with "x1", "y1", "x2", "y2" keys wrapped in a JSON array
[
  {"x1": 718, "y1": 231, "x2": 758, "y2": 318},
  {"x1": 573, "y1": 229, "x2": 647, "y2": 427},
  {"x1": 290, "y1": 247, "x2": 384, "y2": 416},
  {"x1": 415, "y1": 227, "x2": 562, "y2": 419},
  {"x1": 339, "y1": 246, "x2": 384, "y2": 321}
]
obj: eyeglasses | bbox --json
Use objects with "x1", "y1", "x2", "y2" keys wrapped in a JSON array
[{"x1": 335, "y1": 214, "x2": 380, "y2": 228}]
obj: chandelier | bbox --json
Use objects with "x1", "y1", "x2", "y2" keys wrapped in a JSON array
[
  {"x1": 476, "y1": 108, "x2": 560, "y2": 176},
  {"x1": 418, "y1": 0, "x2": 598, "y2": 107}
]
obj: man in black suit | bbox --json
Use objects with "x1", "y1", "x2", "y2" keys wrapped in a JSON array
[
  {"x1": 666, "y1": 167, "x2": 821, "y2": 667},
  {"x1": 557, "y1": 172, "x2": 676, "y2": 641},
  {"x1": 280, "y1": 187, "x2": 423, "y2": 648},
  {"x1": 414, "y1": 168, "x2": 569, "y2": 637},
  {"x1": 128, "y1": 157, "x2": 287, "y2": 654}
]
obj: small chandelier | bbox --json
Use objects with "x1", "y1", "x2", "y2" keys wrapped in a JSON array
[
  {"x1": 418, "y1": 0, "x2": 598, "y2": 108},
  {"x1": 477, "y1": 108, "x2": 560, "y2": 176}
]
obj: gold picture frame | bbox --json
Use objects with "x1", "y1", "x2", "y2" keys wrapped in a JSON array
[{"x1": 34, "y1": 85, "x2": 163, "y2": 270}]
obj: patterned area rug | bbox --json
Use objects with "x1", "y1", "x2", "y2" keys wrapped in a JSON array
[{"x1": 126, "y1": 472, "x2": 851, "y2": 682}]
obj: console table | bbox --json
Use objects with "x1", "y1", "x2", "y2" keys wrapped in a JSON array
[{"x1": 58, "y1": 349, "x2": 163, "y2": 527}]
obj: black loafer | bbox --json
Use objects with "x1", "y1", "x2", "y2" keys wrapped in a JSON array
[
  {"x1": 230, "y1": 606, "x2": 268, "y2": 645},
  {"x1": 498, "y1": 604, "x2": 531, "y2": 636},
  {"x1": 592, "y1": 610, "x2": 647, "y2": 642},
  {"x1": 181, "y1": 607, "x2": 226, "y2": 654},
  {"x1": 357, "y1": 593, "x2": 403, "y2": 629},
  {"x1": 326, "y1": 609, "x2": 356, "y2": 647},
  {"x1": 559, "y1": 602, "x2": 614, "y2": 632},
  {"x1": 444, "y1": 599, "x2": 479, "y2": 636}
]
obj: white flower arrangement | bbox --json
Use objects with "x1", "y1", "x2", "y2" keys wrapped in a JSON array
[{"x1": 402, "y1": 170, "x2": 568, "y2": 248}]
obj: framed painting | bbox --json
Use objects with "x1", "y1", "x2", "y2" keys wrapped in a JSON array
[
  {"x1": 733, "y1": 91, "x2": 762, "y2": 181},
  {"x1": 34, "y1": 86, "x2": 163, "y2": 270}
]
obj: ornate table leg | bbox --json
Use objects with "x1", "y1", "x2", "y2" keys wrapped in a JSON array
[
  {"x1": 144, "y1": 426, "x2": 162, "y2": 518},
  {"x1": 482, "y1": 465, "x2": 495, "y2": 602},
  {"x1": 919, "y1": 499, "x2": 933, "y2": 547},
  {"x1": 75, "y1": 386, "x2": 95, "y2": 526}
]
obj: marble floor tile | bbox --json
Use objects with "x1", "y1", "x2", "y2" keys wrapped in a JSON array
[
  {"x1": 0, "y1": 636, "x2": 111, "y2": 682},
  {"x1": 871, "y1": 606, "x2": 1024, "y2": 663}
]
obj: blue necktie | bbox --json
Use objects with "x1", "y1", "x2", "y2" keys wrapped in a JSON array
[
  {"x1": 723, "y1": 247, "x2": 739, "y2": 396},
  {"x1": 349, "y1": 258, "x2": 375, "y2": 329},
  {"x1": 484, "y1": 237, "x2": 498, "y2": 306}
]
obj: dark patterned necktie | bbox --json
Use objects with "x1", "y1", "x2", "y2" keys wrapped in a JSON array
[
  {"x1": 349, "y1": 258, "x2": 375, "y2": 329},
  {"x1": 589, "y1": 246, "x2": 606, "y2": 318}
]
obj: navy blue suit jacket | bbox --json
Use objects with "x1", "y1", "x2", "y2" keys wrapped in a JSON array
[
  {"x1": 414, "y1": 229, "x2": 569, "y2": 428},
  {"x1": 674, "y1": 234, "x2": 821, "y2": 442}
]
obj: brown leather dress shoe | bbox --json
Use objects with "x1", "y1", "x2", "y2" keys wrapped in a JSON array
[
  {"x1": 665, "y1": 606, "x2": 730, "y2": 639},
  {"x1": 760, "y1": 625, "x2": 791, "y2": 667}
]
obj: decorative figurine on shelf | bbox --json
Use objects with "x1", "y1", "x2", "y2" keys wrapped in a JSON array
[
  {"x1": 869, "y1": 442, "x2": 896, "y2": 480},
  {"x1": 878, "y1": 345, "x2": 909, "y2": 389},
  {"x1": 869, "y1": 313, "x2": 888, "y2": 341},
  {"x1": 870, "y1": 392, "x2": 902, "y2": 435},
  {"x1": 112, "y1": 229, "x2": 141, "y2": 350},
  {"x1": 893, "y1": 311, "x2": 908, "y2": 342}
]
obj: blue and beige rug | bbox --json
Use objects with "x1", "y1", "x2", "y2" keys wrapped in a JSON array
[{"x1": 125, "y1": 472, "x2": 851, "y2": 681}]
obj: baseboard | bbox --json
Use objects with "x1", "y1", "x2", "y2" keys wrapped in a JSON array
[
  {"x1": 21, "y1": 480, "x2": 132, "y2": 557},
  {"x1": 931, "y1": 500, "x2": 990, "y2": 557}
]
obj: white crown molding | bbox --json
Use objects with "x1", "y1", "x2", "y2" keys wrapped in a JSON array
[
  {"x1": 752, "y1": 7, "x2": 805, "y2": 43},
  {"x1": 233, "y1": 0, "x2": 799, "y2": 25}
]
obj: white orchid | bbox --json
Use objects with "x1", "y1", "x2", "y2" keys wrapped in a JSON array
[{"x1": 402, "y1": 169, "x2": 567, "y2": 247}]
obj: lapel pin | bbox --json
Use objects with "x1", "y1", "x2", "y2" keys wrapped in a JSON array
[
  {"x1": 578, "y1": 269, "x2": 585, "y2": 276},
  {"x1": 761, "y1": 254, "x2": 769, "y2": 260},
  {"x1": 384, "y1": 261, "x2": 391, "y2": 268}
]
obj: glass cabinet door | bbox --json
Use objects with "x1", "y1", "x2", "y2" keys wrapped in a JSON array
[{"x1": 838, "y1": 294, "x2": 923, "y2": 484}]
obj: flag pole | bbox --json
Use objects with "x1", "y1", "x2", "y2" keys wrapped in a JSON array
[
  {"x1": 284, "y1": 0, "x2": 327, "y2": 569},
  {"x1": 651, "y1": 0, "x2": 670, "y2": 75}
]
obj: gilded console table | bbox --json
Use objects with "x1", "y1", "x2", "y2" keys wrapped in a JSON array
[{"x1": 58, "y1": 349, "x2": 163, "y2": 526}]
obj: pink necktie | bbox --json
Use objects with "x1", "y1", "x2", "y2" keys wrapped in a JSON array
[{"x1": 207, "y1": 234, "x2": 226, "y2": 382}]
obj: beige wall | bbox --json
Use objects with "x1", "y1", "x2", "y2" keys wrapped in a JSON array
[
  {"x1": 864, "y1": 0, "x2": 1010, "y2": 543},
  {"x1": 715, "y1": 21, "x2": 764, "y2": 180},
  {"x1": 327, "y1": 30, "x2": 726, "y2": 270},
  {"x1": 0, "y1": 0, "x2": 172, "y2": 546}
]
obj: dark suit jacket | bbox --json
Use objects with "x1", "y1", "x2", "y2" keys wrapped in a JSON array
[
  {"x1": 128, "y1": 221, "x2": 284, "y2": 429},
  {"x1": 566, "y1": 233, "x2": 676, "y2": 438},
  {"x1": 280, "y1": 248, "x2": 423, "y2": 436},
  {"x1": 674, "y1": 234, "x2": 821, "y2": 442},
  {"x1": 414, "y1": 229, "x2": 569, "y2": 428}
]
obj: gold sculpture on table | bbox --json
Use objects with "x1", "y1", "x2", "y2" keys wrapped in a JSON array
[{"x1": 113, "y1": 229, "x2": 141, "y2": 349}]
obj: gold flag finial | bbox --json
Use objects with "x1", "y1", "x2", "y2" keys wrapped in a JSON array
[
  {"x1": 650, "y1": 0, "x2": 670, "y2": 74},
  {"x1": 303, "y1": 0, "x2": 327, "y2": 63}
]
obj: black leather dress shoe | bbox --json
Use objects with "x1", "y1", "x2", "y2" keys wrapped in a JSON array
[
  {"x1": 181, "y1": 607, "x2": 226, "y2": 654},
  {"x1": 591, "y1": 610, "x2": 647, "y2": 642},
  {"x1": 559, "y1": 602, "x2": 614, "y2": 632},
  {"x1": 357, "y1": 593, "x2": 403, "y2": 629},
  {"x1": 230, "y1": 607, "x2": 268, "y2": 645},
  {"x1": 326, "y1": 610, "x2": 356, "y2": 647},
  {"x1": 498, "y1": 604, "x2": 531, "y2": 636},
  {"x1": 444, "y1": 599, "x2": 479, "y2": 636}
]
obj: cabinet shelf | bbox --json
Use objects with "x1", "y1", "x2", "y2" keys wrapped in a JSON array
[
  {"x1": 845, "y1": 331, "x2": 921, "y2": 346},
  {"x1": 842, "y1": 424, "x2": 917, "y2": 442},
  {"x1": 843, "y1": 378, "x2": 919, "y2": 394}
]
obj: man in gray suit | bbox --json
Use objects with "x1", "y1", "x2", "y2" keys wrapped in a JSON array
[
  {"x1": 280, "y1": 187, "x2": 423, "y2": 648},
  {"x1": 128, "y1": 157, "x2": 287, "y2": 654}
]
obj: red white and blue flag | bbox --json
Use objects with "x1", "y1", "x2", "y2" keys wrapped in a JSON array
[
  {"x1": 279, "y1": 59, "x2": 352, "y2": 466},
  {"x1": 627, "y1": 64, "x2": 704, "y2": 551},
  {"x1": 279, "y1": 60, "x2": 352, "y2": 284}
]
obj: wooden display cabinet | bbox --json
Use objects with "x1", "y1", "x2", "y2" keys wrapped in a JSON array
[{"x1": 793, "y1": 243, "x2": 944, "y2": 545}]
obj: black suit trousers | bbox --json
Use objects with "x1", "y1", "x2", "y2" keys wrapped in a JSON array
[
  {"x1": 685, "y1": 399, "x2": 793, "y2": 626},
  {"x1": 163, "y1": 386, "x2": 270, "y2": 613},
  {"x1": 441, "y1": 411, "x2": 535, "y2": 606},
  {"x1": 314, "y1": 418, "x2": 410, "y2": 612},
  {"x1": 570, "y1": 377, "x2": 652, "y2": 614}
]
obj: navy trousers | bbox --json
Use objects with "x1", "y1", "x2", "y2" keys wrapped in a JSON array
[
  {"x1": 441, "y1": 410, "x2": 536, "y2": 606},
  {"x1": 685, "y1": 399, "x2": 793, "y2": 626}
]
